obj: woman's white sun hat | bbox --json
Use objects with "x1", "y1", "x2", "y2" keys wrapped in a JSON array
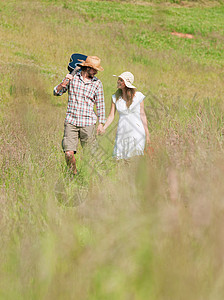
[{"x1": 113, "y1": 71, "x2": 136, "y2": 89}]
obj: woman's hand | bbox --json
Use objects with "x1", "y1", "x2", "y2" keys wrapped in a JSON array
[
  {"x1": 146, "y1": 135, "x2": 150, "y2": 146},
  {"x1": 145, "y1": 137, "x2": 154, "y2": 157}
]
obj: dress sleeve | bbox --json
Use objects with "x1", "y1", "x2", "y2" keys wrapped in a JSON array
[
  {"x1": 112, "y1": 94, "x2": 116, "y2": 104},
  {"x1": 138, "y1": 91, "x2": 145, "y2": 103}
]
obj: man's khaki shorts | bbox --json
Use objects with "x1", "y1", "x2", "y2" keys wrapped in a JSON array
[{"x1": 62, "y1": 122, "x2": 96, "y2": 153}]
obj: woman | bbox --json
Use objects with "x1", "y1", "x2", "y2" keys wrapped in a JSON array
[{"x1": 102, "y1": 71, "x2": 150, "y2": 160}]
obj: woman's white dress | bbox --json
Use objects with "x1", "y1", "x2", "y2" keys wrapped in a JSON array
[{"x1": 112, "y1": 91, "x2": 146, "y2": 160}]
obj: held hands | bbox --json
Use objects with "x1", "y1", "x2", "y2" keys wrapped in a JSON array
[
  {"x1": 61, "y1": 74, "x2": 73, "y2": 87},
  {"x1": 97, "y1": 124, "x2": 105, "y2": 135}
]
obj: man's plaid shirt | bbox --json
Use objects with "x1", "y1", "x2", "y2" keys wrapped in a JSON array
[{"x1": 54, "y1": 71, "x2": 106, "y2": 127}]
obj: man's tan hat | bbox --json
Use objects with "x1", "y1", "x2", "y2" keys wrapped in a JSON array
[
  {"x1": 78, "y1": 56, "x2": 104, "y2": 71},
  {"x1": 114, "y1": 71, "x2": 136, "y2": 89}
]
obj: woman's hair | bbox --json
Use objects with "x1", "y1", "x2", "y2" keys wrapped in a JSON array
[{"x1": 115, "y1": 87, "x2": 136, "y2": 108}]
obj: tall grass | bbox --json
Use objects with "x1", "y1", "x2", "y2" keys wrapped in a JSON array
[{"x1": 1, "y1": 0, "x2": 224, "y2": 299}]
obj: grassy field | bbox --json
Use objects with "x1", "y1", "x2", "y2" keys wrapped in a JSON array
[{"x1": 1, "y1": 0, "x2": 224, "y2": 299}]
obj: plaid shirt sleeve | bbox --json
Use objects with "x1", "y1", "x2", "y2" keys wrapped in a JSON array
[
  {"x1": 95, "y1": 81, "x2": 106, "y2": 124},
  {"x1": 53, "y1": 78, "x2": 68, "y2": 96}
]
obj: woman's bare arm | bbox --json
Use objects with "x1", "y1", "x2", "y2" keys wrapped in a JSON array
[
  {"x1": 140, "y1": 100, "x2": 150, "y2": 145},
  {"x1": 103, "y1": 101, "x2": 116, "y2": 131}
]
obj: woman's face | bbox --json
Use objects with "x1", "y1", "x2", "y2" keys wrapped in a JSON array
[{"x1": 117, "y1": 77, "x2": 126, "y2": 89}]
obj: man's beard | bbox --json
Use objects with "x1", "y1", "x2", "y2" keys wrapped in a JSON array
[{"x1": 87, "y1": 72, "x2": 94, "y2": 79}]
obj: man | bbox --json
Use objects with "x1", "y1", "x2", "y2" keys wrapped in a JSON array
[{"x1": 54, "y1": 55, "x2": 106, "y2": 175}]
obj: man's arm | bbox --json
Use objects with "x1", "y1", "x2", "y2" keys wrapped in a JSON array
[{"x1": 53, "y1": 74, "x2": 74, "y2": 96}]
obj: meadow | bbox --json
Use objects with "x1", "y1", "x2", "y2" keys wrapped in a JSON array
[{"x1": 1, "y1": 0, "x2": 224, "y2": 299}]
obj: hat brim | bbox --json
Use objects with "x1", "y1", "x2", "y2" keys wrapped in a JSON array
[
  {"x1": 116, "y1": 75, "x2": 136, "y2": 89},
  {"x1": 77, "y1": 62, "x2": 104, "y2": 71},
  {"x1": 123, "y1": 81, "x2": 136, "y2": 89}
]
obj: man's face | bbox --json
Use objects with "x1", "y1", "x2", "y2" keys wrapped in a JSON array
[{"x1": 87, "y1": 67, "x2": 98, "y2": 78}]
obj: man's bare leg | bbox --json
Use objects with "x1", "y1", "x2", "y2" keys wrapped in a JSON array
[{"x1": 65, "y1": 151, "x2": 78, "y2": 175}]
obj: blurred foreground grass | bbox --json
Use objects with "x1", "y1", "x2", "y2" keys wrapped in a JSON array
[{"x1": 1, "y1": 0, "x2": 224, "y2": 299}]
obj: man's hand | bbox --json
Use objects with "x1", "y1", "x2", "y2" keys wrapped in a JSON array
[
  {"x1": 61, "y1": 74, "x2": 73, "y2": 87},
  {"x1": 97, "y1": 123, "x2": 105, "y2": 135}
]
